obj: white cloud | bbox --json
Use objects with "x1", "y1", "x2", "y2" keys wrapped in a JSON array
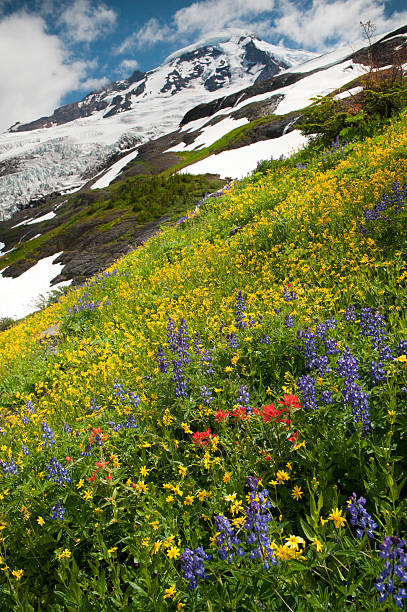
[
  {"x1": 0, "y1": 11, "x2": 87, "y2": 132},
  {"x1": 120, "y1": 59, "x2": 139, "y2": 70},
  {"x1": 58, "y1": 0, "x2": 116, "y2": 43},
  {"x1": 119, "y1": 0, "x2": 407, "y2": 56},
  {"x1": 117, "y1": 17, "x2": 173, "y2": 53},
  {"x1": 271, "y1": 0, "x2": 407, "y2": 49},
  {"x1": 80, "y1": 76, "x2": 109, "y2": 91},
  {"x1": 173, "y1": 0, "x2": 274, "y2": 35}
]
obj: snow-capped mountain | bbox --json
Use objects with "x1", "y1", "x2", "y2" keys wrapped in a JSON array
[{"x1": 0, "y1": 31, "x2": 316, "y2": 219}]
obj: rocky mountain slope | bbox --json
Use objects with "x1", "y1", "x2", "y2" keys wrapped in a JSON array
[{"x1": 0, "y1": 31, "x2": 315, "y2": 219}]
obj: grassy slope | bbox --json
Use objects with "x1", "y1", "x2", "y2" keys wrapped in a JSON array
[{"x1": 0, "y1": 112, "x2": 406, "y2": 610}]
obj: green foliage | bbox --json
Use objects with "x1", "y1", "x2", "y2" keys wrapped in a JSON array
[
  {"x1": 0, "y1": 317, "x2": 15, "y2": 332},
  {"x1": 298, "y1": 76, "x2": 407, "y2": 144}
]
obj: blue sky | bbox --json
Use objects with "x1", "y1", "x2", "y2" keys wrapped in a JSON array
[{"x1": 0, "y1": 0, "x2": 406, "y2": 131}]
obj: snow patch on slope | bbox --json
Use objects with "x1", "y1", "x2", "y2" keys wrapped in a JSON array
[
  {"x1": 91, "y1": 148, "x2": 139, "y2": 189},
  {"x1": 179, "y1": 129, "x2": 307, "y2": 179},
  {"x1": 0, "y1": 252, "x2": 71, "y2": 319},
  {"x1": 168, "y1": 117, "x2": 249, "y2": 152}
]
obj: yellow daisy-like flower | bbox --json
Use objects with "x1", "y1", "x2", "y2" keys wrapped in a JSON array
[
  {"x1": 166, "y1": 495, "x2": 174, "y2": 503},
  {"x1": 291, "y1": 485, "x2": 303, "y2": 501},
  {"x1": 37, "y1": 516, "x2": 45, "y2": 526},
  {"x1": 108, "y1": 547, "x2": 117, "y2": 554},
  {"x1": 164, "y1": 585, "x2": 176, "y2": 600},
  {"x1": 57, "y1": 549, "x2": 71, "y2": 561},
  {"x1": 184, "y1": 495, "x2": 194, "y2": 505},
  {"x1": 83, "y1": 489, "x2": 93, "y2": 502},
  {"x1": 141, "y1": 537, "x2": 150, "y2": 547},
  {"x1": 178, "y1": 466, "x2": 187, "y2": 478},
  {"x1": 166, "y1": 545, "x2": 180, "y2": 560},
  {"x1": 76, "y1": 479, "x2": 84, "y2": 489},
  {"x1": 223, "y1": 471, "x2": 231, "y2": 484},
  {"x1": 328, "y1": 508, "x2": 346, "y2": 528},
  {"x1": 313, "y1": 538, "x2": 323, "y2": 552},
  {"x1": 11, "y1": 569, "x2": 23, "y2": 580},
  {"x1": 286, "y1": 535, "x2": 305, "y2": 550},
  {"x1": 135, "y1": 481, "x2": 148, "y2": 493},
  {"x1": 140, "y1": 466, "x2": 149, "y2": 478},
  {"x1": 197, "y1": 490, "x2": 207, "y2": 501},
  {"x1": 152, "y1": 541, "x2": 162, "y2": 555},
  {"x1": 276, "y1": 470, "x2": 290, "y2": 484}
]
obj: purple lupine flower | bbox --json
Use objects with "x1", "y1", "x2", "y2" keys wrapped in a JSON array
[
  {"x1": 346, "y1": 492, "x2": 377, "y2": 539},
  {"x1": 314, "y1": 355, "x2": 330, "y2": 375},
  {"x1": 45, "y1": 456, "x2": 72, "y2": 486},
  {"x1": 370, "y1": 360, "x2": 386, "y2": 385},
  {"x1": 177, "y1": 318, "x2": 190, "y2": 364},
  {"x1": 326, "y1": 315, "x2": 337, "y2": 330},
  {"x1": 214, "y1": 514, "x2": 245, "y2": 563},
  {"x1": 124, "y1": 414, "x2": 138, "y2": 429},
  {"x1": 343, "y1": 380, "x2": 370, "y2": 435},
  {"x1": 235, "y1": 291, "x2": 247, "y2": 330},
  {"x1": 201, "y1": 349, "x2": 215, "y2": 375},
  {"x1": 201, "y1": 386, "x2": 214, "y2": 404},
  {"x1": 284, "y1": 315, "x2": 295, "y2": 328},
  {"x1": 226, "y1": 333, "x2": 239, "y2": 349},
  {"x1": 359, "y1": 308, "x2": 386, "y2": 350},
  {"x1": 283, "y1": 287, "x2": 298, "y2": 301},
  {"x1": 50, "y1": 502, "x2": 65, "y2": 521},
  {"x1": 396, "y1": 339, "x2": 407, "y2": 356},
  {"x1": 344, "y1": 304, "x2": 357, "y2": 322},
  {"x1": 296, "y1": 327, "x2": 317, "y2": 369},
  {"x1": 379, "y1": 344, "x2": 394, "y2": 361},
  {"x1": 171, "y1": 359, "x2": 189, "y2": 399},
  {"x1": 245, "y1": 477, "x2": 276, "y2": 570},
  {"x1": 0, "y1": 460, "x2": 18, "y2": 476},
  {"x1": 113, "y1": 378, "x2": 126, "y2": 402},
  {"x1": 80, "y1": 443, "x2": 93, "y2": 456},
  {"x1": 167, "y1": 317, "x2": 178, "y2": 352},
  {"x1": 260, "y1": 334, "x2": 271, "y2": 345},
  {"x1": 156, "y1": 346, "x2": 168, "y2": 373},
  {"x1": 324, "y1": 336, "x2": 339, "y2": 355},
  {"x1": 193, "y1": 332, "x2": 202, "y2": 353},
  {"x1": 21, "y1": 443, "x2": 30, "y2": 456},
  {"x1": 63, "y1": 421, "x2": 72, "y2": 434},
  {"x1": 89, "y1": 398, "x2": 100, "y2": 413},
  {"x1": 180, "y1": 547, "x2": 211, "y2": 590},
  {"x1": 336, "y1": 347, "x2": 359, "y2": 381},
  {"x1": 237, "y1": 385, "x2": 250, "y2": 407},
  {"x1": 320, "y1": 390, "x2": 333, "y2": 404},
  {"x1": 297, "y1": 375, "x2": 318, "y2": 410},
  {"x1": 375, "y1": 536, "x2": 407, "y2": 607},
  {"x1": 41, "y1": 422, "x2": 56, "y2": 447},
  {"x1": 248, "y1": 315, "x2": 257, "y2": 328}
]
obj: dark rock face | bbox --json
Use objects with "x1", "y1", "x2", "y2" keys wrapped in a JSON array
[
  {"x1": 242, "y1": 40, "x2": 289, "y2": 83},
  {"x1": 205, "y1": 66, "x2": 232, "y2": 91},
  {"x1": 349, "y1": 34, "x2": 407, "y2": 68},
  {"x1": 180, "y1": 72, "x2": 305, "y2": 126}
]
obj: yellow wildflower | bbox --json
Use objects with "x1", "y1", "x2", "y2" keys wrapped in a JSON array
[
  {"x1": 291, "y1": 485, "x2": 303, "y2": 501},
  {"x1": 328, "y1": 508, "x2": 346, "y2": 528},
  {"x1": 164, "y1": 585, "x2": 176, "y2": 599},
  {"x1": 166, "y1": 545, "x2": 180, "y2": 560}
]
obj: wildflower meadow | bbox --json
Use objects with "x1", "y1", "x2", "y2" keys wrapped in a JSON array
[{"x1": 0, "y1": 109, "x2": 406, "y2": 610}]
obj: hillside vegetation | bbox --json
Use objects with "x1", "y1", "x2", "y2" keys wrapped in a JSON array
[{"x1": 0, "y1": 108, "x2": 406, "y2": 610}]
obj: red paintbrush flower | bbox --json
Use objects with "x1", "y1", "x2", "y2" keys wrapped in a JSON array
[
  {"x1": 214, "y1": 409, "x2": 229, "y2": 423},
  {"x1": 278, "y1": 394, "x2": 301, "y2": 410},
  {"x1": 191, "y1": 428, "x2": 214, "y2": 447}
]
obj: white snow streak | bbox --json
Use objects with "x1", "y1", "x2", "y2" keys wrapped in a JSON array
[
  {"x1": 0, "y1": 252, "x2": 71, "y2": 319},
  {"x1": 180, "y1": 129, "x2": 307, "y2": 179},
  {"x1": 91, "y1": 148, "x2": 139, "y2": 189}
]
